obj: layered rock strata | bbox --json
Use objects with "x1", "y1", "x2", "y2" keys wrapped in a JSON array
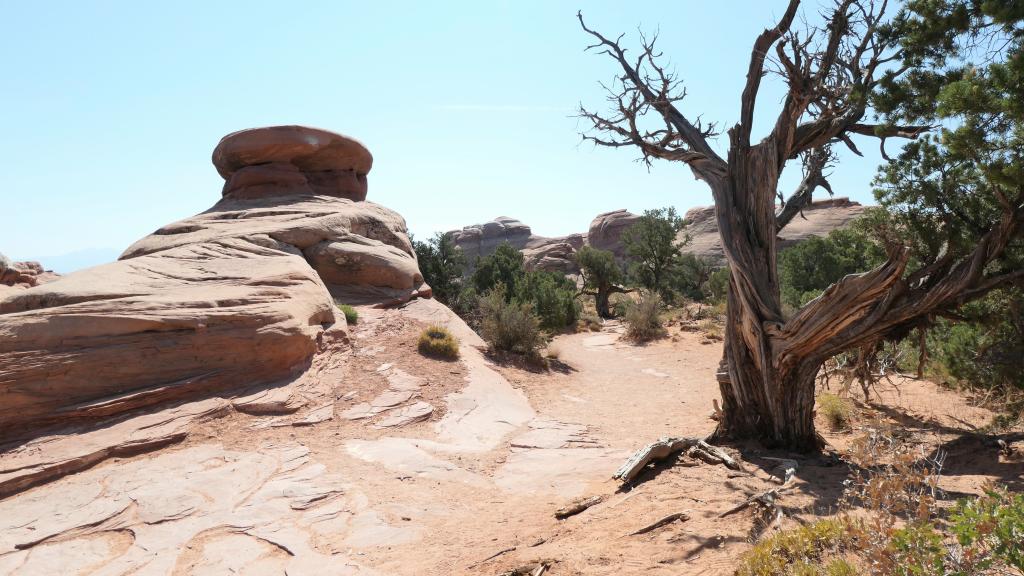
[{"x1": 0, "y1": 126, "x2": 427, "y2": 438}]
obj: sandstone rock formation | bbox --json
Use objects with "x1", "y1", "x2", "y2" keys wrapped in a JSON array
[
  {"x1": 0, "y1": 255, "x2": 59, "y2": 297},
  {"x1": 448, "y1": 217, "x2": 584, "y2": 273},
  {"x1": 683, "y1": 197, "x2": 866, "y2": 264},
  {"x1": 0, "y1": 126, "x2": 428, "y2": 439},
  {"x1": 448, "y1": 199, "x2": 866, "y2": 275},
  {"x1": 587, "y1": 209, "x2": 642, "y2": 259}
]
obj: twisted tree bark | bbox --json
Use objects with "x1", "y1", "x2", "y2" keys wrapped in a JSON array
[{"x1": 578, "y1": 1, "x2": 1024, "y2": 451}]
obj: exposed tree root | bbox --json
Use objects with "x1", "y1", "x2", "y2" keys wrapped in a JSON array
[
  {"x1": 613, "y1": 436, "x2": 742, "y2": 484},
  {"x1": 554, "y1": 495, "x2": 603, "y2": 519},
  {"x1": 627, "y1": 511, "x2": 690, "y2": 536}
]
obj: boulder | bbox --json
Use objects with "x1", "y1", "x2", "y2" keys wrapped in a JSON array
[
  {"x1": 0, "y1": 255, "x2": 59, "y2": 291},
  {"x1": 0, "y1": 126, "x2": 427, "y2": 438},
  {"x1": 522, "y1": 235, "x2": 585, "y2": 274},
  {"x1": 587, "y1": 209, "x2": 641, "y2": 259},
  {"x1": 448, "y1": 216, "x2": 533, "y2": 265},
  {"x1": 213, "y1": 125, "x2": 373, "y2": 202}
]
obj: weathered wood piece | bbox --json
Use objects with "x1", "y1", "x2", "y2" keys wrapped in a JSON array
[
  {"x1": 628, "y1": 512, "x2": 690, "y2": 536},
  {"x1": 554, "y1": 495, "x2": 604, "y2": 519},
  {"x1": 613, "y1": 437, "x2": 742, "y2": 483}
]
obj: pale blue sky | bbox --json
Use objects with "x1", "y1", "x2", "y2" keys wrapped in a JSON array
[{"x1": 2, "y1": 1, "x2": 892, "y2": 271}]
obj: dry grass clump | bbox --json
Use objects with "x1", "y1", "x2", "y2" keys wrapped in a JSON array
[
  {"x1": 624, "y1": 294, "x2": 666, "y2": 342},
  {"x1": 817, "y1": 393, "x2": 854, "y2": 431},
  {"x1": 698, "y1": 318, "x2": 723, "y2": 341},
  {"x1": 579, "y1": 313, "x2": 603, "y2": 332},
  {"x1": 735, "y1": 517, "x2": 858, "y2": 576},
  {"x1": 336, "y1": 303, "x2": 358, "y2": 325},
  {"x1": 417, "y1": 325, "x2": 460, "y2": 359}
]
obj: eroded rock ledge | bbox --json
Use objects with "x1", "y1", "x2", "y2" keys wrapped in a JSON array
[{"x1": 0, "y1": 126, "x2": 428, "y2": 439}]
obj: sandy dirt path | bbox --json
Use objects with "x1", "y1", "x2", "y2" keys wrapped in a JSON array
[{"x1": 1, "y1": 301, "x2": 1017, "y2": 576}]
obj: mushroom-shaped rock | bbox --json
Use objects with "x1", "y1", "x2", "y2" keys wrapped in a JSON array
[
  {"x1": 0, "y1": 126, "x2": 427, "y2": 438},
  {"x1": 213, "y1": 126, "x2": 373, "y2": 201}
]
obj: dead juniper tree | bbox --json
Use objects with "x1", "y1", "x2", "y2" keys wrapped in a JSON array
[{"x1": 578, "y1": 0, "x2": 1024, "y2": 451}]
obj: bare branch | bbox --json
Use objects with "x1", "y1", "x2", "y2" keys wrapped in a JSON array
[
  {"x1": 737, "y1": 0, "x2": 801, "y2": 147},
  {"x1": 577, "y1": 12, "x2": 727, "y2": 180},
  {"x1": 776, "y1": 146, "x2": 834, "y2": 232}
]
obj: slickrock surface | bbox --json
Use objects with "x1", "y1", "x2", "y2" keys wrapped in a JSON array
[{"x1": 0, "y1": 126, "x2": 427, "y2": 438}]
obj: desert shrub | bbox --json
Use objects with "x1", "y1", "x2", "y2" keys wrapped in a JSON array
[
  {"x1": 579, "y1": 313, "x2": 603, "y2": 332},
  {"x1": 336, "y1": 303, "x2": 358, "y2": 325},
  {"x1": 515, "y1": 270, "x2": 580, "y2": 330},
  {"x1": 671, "y1": 253, "x2": 717, "y2": 301},
  {"x1": 816, "y1": 393, "x2": 853, "y2": 431},
  {"x1": 470, "y1": 244, "x2": 578, "y2": 331},
  {"x1": 949, "y1": 488, "x2": 1024, "y2": 574},
  {"x1": 417, "y1": 325, "x2": 459, "y2": 359},
  {"x1": 479, "y1": 287, "x2": 545, "y2": 355},
  {"x1": 545, "y1": 344, "x2": 561, "y2": 360},
  {"x1": 698, "y1": 318, "x2": 723, "y2": 341},
  {"x1": 623, "y1": 293, "x2": 665, "y2": 342},
  {"x1": 778, "y1": 227, "x2": 886, "y2": 310},
  {"x1": 471, "y1": 242, "x2": 525, "y2": 295},
  {"x1": 735, "y1": 518, "x2": 858, "y2": 576},
  {"x1": 610, "y1": 293, "x2": 632, "y2": 318},
  {"x1": 413, "y1": 232, "x2": 465, "y2": 305},
  {"x1": 705, "y1": 266, "x2": 730, "y2": 304},
  {"x1": 926, "y1": 288, "x2": 1024, "y2": 395}
]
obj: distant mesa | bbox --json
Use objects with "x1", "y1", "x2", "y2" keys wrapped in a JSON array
[
  {"x1": 448, "y1": 197, "x2": 865, "y2": 272},
  {"x1": 213, "y1": 125, "x2": 373, "y2": 202},
  {"x1": 0, "y1": 126, "x2": 427, "y2": 438}
]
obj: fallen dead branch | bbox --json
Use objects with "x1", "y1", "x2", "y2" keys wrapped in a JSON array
[
  {"x1": 554, "y1": 495, "x2": 603, "y2": 519},
  {"x1": 719, "y1": 488, "x2": 782, "y2": 518},
  {"x1": 628, "y1": 511, "x2": 690, "y2": 536},
  {"x1": 613, "y1": 437, "x2": 742, "y2": 483},
  {"x1": 468, "y1": 546, "x2": 516, "y2": 569},
  {"x1": 499, "y1": 560, "x2": 554, "y2": 576}
]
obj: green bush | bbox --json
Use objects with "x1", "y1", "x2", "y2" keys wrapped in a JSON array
[
  {"x1": 623, "y1": 293, "x2": 665, "y2": 342},
  {"x1": 778, "y1": 227, "x2": 886, "y2": 310},
  {"x1": 471, "y1": 242, "x2": 525, "y2": 295},
  {"x1": 926, "y1": 288, "x2": 1024, "y2": 395},
  {"x1": 515, "y1": 270, "x2": 579, "y2": 330},
  {"x1": 705, "y1": 266, "x2": 730, "y2": 304},
  {"x1": 469, "y1": 243, "x2": 578, "y2": 331},
  {"x1": 736, "y1": 518, "x2": 857, "y2": 576},
  {"x1": 949, "y1": 488, "x2": 1024, "y2": 574},
  {"x1": 817, "y1": 393, "x2": 853, "y2": 431},
  {"x1": 413, "y1": 233, "x2": 466, "y2": 305},
  {"x1": 336, "y1": 303, "x2": 358, "y2": 325},
  {"x1": 417, "y1": 325, "x2": 460, "y2": 359},
  {"x1": 479, "y1": 287, "x2": 545, "y2": 355}
]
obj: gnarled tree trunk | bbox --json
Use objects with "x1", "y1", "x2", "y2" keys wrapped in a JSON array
[{"x1": 578, "y1": 2, "x2": 1023, "y2": 451}]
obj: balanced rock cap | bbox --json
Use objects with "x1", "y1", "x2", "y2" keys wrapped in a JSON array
[
  {"x1": 212, "y1": 125, "x2": 372, "y2": 179},
  {"x1": 212, "y1": 126, "x2": 373, "y2": 201}
]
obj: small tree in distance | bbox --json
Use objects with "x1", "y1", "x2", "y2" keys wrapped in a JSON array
[
  {"x1": 413, "y1": 233, "x2": 466, "y2": 305},
  {"x1": 576, "y1": 246, "x2": 631, "y2": 318},
  {"x1": 621, "y1": 207, "x2": 688, "y2": 302}
]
